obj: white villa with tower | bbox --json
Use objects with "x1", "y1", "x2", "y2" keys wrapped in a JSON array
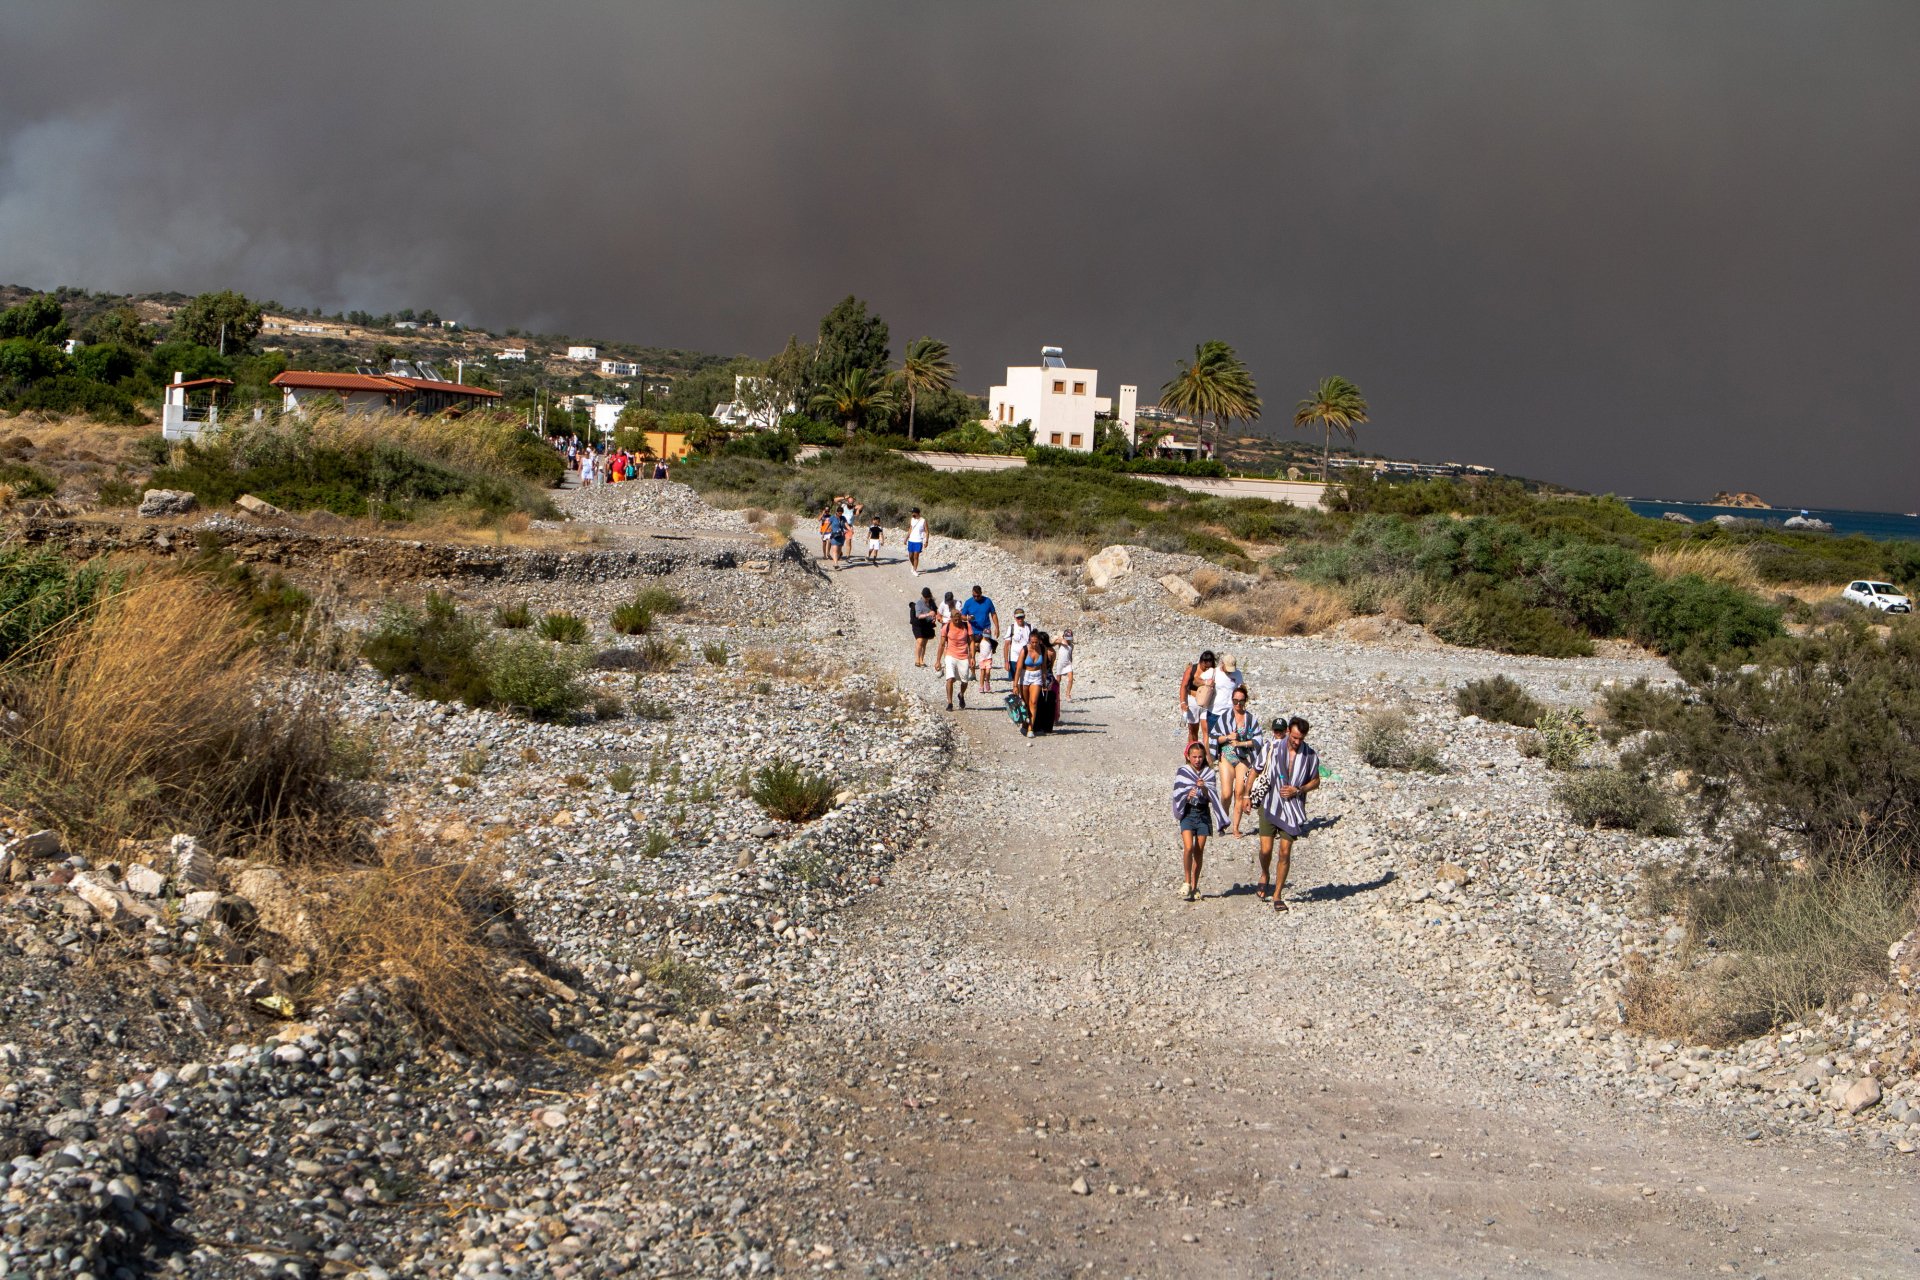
[{"x1": 988, "y1": 346, "x2": 1135, "y2": 452}]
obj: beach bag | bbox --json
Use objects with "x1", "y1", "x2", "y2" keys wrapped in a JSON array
[{"x1": 1248, "y1": 766, "x2": 1275, "y2": 808}]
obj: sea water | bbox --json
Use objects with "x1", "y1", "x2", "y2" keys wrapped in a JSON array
[{"x1": 1623, "y1": 500, "x2": 1920, "y2": 543}]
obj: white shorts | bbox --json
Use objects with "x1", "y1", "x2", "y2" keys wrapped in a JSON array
[
  {"x1": 942, "y1": 655, "x2": 972, "y2": 681},
  {"x1": 867, "y1": 539, "x2": 881, "y2": 553},
  {"x1": 1185, "y1": 698, "x2": 1209, "y2": 725}
]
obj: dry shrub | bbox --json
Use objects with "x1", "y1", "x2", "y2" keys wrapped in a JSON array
[
  {"x1": 1626, "y1": 859, "x2": 1914, "y2": 1043},
  {"x1": 743, "y1": 645, "x2": 810, "y2": 678},
  {"x1": 1647, "y1": 543, "x2": 1762, "y2": 592},
  {"x1": 1199, "y1": 580, "x2": 1350, "y2": 636},
  {"x1": 1016, "y1": 539, "x2": 1094, "y2": 568},
  {"x1": 0, "y1": 573, "x2": 344, "y2": 858},
  {"x1": 1187, "y1": 565, "x2": 1230, "y2": 599},
  {"x1": 316, "y1": 833, "x2": 546, "y2": 1054},
  {"x1": 839, "y1": 672, "x2": 906, "y2": 717}
]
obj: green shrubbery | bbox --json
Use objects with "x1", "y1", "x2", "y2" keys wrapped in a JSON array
[
  {"x1": 482, "y1": 634, "x2": 588, "y2": 719},
  {"x1": 148, "y1": 409, "x2": 561, "y2": 524},
  {"x1": 536, "y1": 611, "x2": 589, "y2": 644},
  {"x1": 1356, "y1": 709, "x2": 1444, "y2": 772},
  {"x1": 749, "y1": 759, "x2": 838, "y2": 823},
  {"x1": 1555, "y1": 766, "x2": 1681, "y2": 835},
  {"x1": 1454, "y1": 675, "x2": 1546, "y2": 726},
  {"x1": 1607, "y1": 620, "x2": 1920, "y2": 874},
  {"x1": 0, "y1": 547, "x2": 116, "y2": 663},
  {"x1": 1301, "y1": 513, "x2": 1780, "y2": 660},
  {"x1": 363, "y1": 593, "x2": 587, "y2": 719}
]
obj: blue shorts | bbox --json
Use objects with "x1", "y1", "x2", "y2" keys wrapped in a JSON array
[
  {"x1": 1179, "y1": 807, "x2": 1214, "y2": 836},
  {"x1": 907, "y1": 541, "x2": 923, "y2": 554}
]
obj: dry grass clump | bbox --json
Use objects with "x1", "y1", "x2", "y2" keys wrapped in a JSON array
[
  {"x1": 0, "y1": 572, "x2": 344, "y2": 858},
  {"x1": 1625, "y1": 860, "x2": 1915, "y2": 1044},
  {"x1": 1018, "y1": 540, "x2": 1094, "y2": 568},
  {"x1": 0, "y1": 413, "x2": 151, "y2": 467},
  {"x1": 1646, "y1": 543, "x2": 1763, "y2": 592},
  {"x1": 1198, "y1": 580, "x2": 1350, "y2": 636},
  {"x1": 316, "y1": 832, "x2": 547, "y2": 1054}
]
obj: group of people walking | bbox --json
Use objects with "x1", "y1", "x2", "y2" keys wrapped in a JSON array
[
  {"x1": 909, "y1": 582, "x2": 1074, "y2": 738},
  {"x1": 557, "y1": 437, "x2": 668, "y2": 487},
  {"x1": 1170, "y1": 649, "x2": 1320, "y2": 908},
  {"x1": 818, "y1": 497, "x2": 930, "y2": 574}
]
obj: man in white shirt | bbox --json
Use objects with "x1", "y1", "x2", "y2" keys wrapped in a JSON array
[{"x1": 905, "y1": 507, "x2": 930, "y2": 575}]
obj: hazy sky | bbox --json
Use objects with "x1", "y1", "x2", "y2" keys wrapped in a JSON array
[{"x1": 3, "y1": 1, "x2": 1916, "y2": 507}]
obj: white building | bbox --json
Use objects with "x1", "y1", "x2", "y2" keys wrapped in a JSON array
[
  {"x1": 497, "y1": 348, "x2": 528, "y2": 361},
  {"x1": 566, "y1": 345, "x2": 598, "y2": 362},
  {"x1": 711, "y1": 375, "x2": 793, "y2": 430},
  {"x1": 590, "y1": 399, "x2": 626, "y2": 437},
  {"x1": 600, "y1": 359, "x2": 639, "y2": 377},
  {"x1": 988, "y1": 346, "x2": 1112, "y2": 451},
  {"x1": 160, "y1": 374, "x2": 232, "y2": 441}
]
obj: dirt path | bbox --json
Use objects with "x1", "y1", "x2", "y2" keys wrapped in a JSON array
[{"x1": 797, "y1": 551, "x2": 1916, "y2": 1278}]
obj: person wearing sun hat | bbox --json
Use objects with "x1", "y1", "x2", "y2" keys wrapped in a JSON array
[{"x1": 1054, "y1": 627, "x2": 1076, "y2": 704}]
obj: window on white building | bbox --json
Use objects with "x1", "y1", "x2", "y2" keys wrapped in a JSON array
[
  {"x1": 1069, "y1": 433, "x2": 1083, "y2": 448},
  {"x1": 1050, "y1": 432, "x2": 1063, "y2": 445},
  {"x1": 1072, "y1": 382, "x2": 1085, "y2": 395},
  {"x1": 1052, "y1": 380, "x2": 1065, "y2": 394}
]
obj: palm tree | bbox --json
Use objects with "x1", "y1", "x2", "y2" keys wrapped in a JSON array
[
  {"x1": 894, "y1": 336, "x2": 955, "y2": 441},
  {"x1": 1293, "y1": 376, "x2": 1370, "y2": 481},
  {"x1": 809, "y1": 367, "x2": 896, "y2": 437},
  {"x1": 1158, "y1": 340, "x2": 1260, "y2": 457}
]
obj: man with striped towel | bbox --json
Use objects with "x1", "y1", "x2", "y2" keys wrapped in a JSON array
[{"x1": 1254, "y1": 716, "x2": 1320, "y2": 911}]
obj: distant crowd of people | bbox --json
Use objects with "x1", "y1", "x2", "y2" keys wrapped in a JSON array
[
  {"x1": 820, "y1": 492, "x2": 1320, "y2": 904},
  {"x1": 554, "y1": 436, "x2": 669, "y2": 486},
  {"x1": 1170, "y1": 650, "x2": 1319, "y2": 908}
]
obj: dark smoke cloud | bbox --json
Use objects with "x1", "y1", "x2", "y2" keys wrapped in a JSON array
[{"x1": 3, "y1": 1, "x2": 1917, "y2": 508}]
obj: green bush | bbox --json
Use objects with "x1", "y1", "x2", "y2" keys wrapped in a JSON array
[
  {"x1": 702, "y1": 641, "x2": 728, "y2": 666},
  {"x1": 1434, "y1": 588, "x2": 1593, "y2": 658},
  {"x1": 633, "y1": 585, "x2": 684, "y2": 615},
  {"x1": 750, "y1": 759, "x2": 838, "y2": 823},
  {"x1": 0, "y1": 461, "x2": 59, "y2": 499},
  {"x1": 1555, "y1": 766, "x2": 1681, "y2": 835},
  {"x1": 362, "y1": 593, "x2": 491, "y2": 706},
  {"x1": 1356, "y1": 709, "x2": 1444, "y2": 772},
  {"x1": 492, "y1": 601, "x2": 532, "y2": 629},
  {"x1": 481, "y1": 634, "x2": 586, "y2": 719},
  {"x1": 1633, "y1": 573, "x2": 1779, "y2": 660},
  {"x1": 536, "y1": 611, "x2": 589, "y2": 644},
  {"x1": 0, "y1": 547, "x2": 116, "y2": 663},
  {"x1": 1454, "y1": 675, "x2": 1545, "y2": 727},
  {"x1": 1534, "y1": 708, "x2": 1597, "y2": 771},
  {"x1": 1610, "y1": 621, "x2": 1920, "y2": 873},
  {"x1": 610, "y1": 601, "x2": 654, "y2": 636}
]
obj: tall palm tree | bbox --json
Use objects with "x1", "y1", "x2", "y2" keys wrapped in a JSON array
[
  {"x1": 1158, "y1": 340, "x2": 1260, "y2": 456},
  {"x1": 1293, "y1": 376, "x2": 1370, "y2": 480},
  {"x1": 895, "y1": 336, "x2": 955, "y2": 441},
  {"x1": 809, "y1": 367, "x2": 896, "y2": 437}
]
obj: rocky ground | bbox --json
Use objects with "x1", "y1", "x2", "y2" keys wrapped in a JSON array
[{"x1": 0, "y1": 476, "x2": 1914, "y2": 1278}]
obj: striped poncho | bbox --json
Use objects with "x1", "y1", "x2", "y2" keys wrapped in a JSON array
[
  {"x1": 1256, "y1": 736, "x2": 1320, "y2": 836},
  {"x1": 1171, "y1": 764, "x2": 1231, "y2": 829}
]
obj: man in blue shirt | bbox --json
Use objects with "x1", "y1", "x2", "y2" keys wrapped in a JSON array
[{"x1": 959, "y1": 585, "x2": 998, "y2": 644}]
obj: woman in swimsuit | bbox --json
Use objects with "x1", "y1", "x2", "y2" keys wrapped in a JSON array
[{"x1": 1018, "y1": 632, "x2": 1050, "y2": 738}]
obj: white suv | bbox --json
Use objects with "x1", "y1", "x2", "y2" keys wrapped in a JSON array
[{"x1": 1841, "y1": 580, "x2": 1912, "y2": 613}]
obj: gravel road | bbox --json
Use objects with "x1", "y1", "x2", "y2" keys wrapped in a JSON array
[{"x1": 801, "y1": 537, "x2": 1919, "y2": 1277}]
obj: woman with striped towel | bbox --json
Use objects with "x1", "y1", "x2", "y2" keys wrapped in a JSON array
[
  {"x1": 1254, "y1": 716, "x2": 1321, "y2": 911},
  {"x1": 1172, "y1": 741, "x2": 1231, "y2": 903}
]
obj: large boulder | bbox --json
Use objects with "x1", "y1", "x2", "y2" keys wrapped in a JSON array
[
  {"x1": 1084, "y1": 545, "x2": 1133, "y2": 590},
  {"x1": 138, "y1": 489, "x2": 198, "y2": 517},
  {"x1": 235, "y1": 493, "x2": 287, "y2": 519},
  {"x1": 1158, "y1": 574, "x2": 1202, "y2": 608}
]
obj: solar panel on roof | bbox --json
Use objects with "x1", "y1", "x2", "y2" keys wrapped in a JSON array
[{"x1": 1041, "y1": 345, "x2": 1066, "y2": 368}]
